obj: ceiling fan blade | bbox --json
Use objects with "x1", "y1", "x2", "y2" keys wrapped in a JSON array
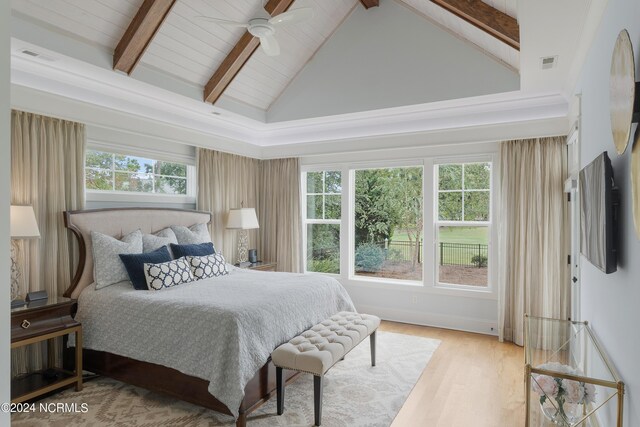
[
  {"x1": 268, "y1": 8, "x2": 313, "y2": 26},
  {"x1": 194, "y1": 16, "x2": 249, "y2": 28},
  {"x1": 259, "y1": 35, "x2": 280, "y2": 56}
]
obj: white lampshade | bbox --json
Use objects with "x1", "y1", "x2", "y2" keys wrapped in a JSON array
[
  {"x1": 10, "y1": 205, "x2": 40, "y2": 239},
  {"x1": 226, "y1": 208, "x2": 260, "y2": 230}
]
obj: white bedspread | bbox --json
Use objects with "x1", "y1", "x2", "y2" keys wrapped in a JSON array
[{"x1": 74, "y1": 267, "x2": 355, "y2": 418}]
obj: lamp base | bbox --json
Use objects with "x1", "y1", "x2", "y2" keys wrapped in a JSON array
[
  {"x1": 237, "y1": 229, "x2": 249, "y2": 264},
  {"x1": 10, "y1": 240, "x2": 21, "y2": 302}
]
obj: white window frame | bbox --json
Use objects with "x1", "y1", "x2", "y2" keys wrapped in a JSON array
[
  {"x1": 85, "y1": 147, "x2": 196, "y2": 205},
  {"x1": 301, "y1": 168, "x2": 343, "y2": 276},
  {"x1": 432, "y1": 156, "x2": 495, "y2": 294},
  {"x1": 348, "y1": 162, "x2": 425, "y2": 286},
  {"x1": 300, "y1": 153, "x2": 498, "y2": 301}
]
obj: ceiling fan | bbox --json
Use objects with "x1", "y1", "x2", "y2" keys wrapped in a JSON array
[{"x1": 197, "y1": 7, "x2": 314, "y2": 57}]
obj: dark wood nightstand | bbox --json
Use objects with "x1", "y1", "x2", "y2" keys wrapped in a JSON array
[
  {"x1": 238, "y1": 261, "x2": 277, "y2": 271},
  {"x1": 11, "y1": 296, "x2": 82, "y2": 403}
]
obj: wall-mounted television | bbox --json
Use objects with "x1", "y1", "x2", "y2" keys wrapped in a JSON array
[{"x1": 579, "y1": 151, "x2": 619, "y2": 274}]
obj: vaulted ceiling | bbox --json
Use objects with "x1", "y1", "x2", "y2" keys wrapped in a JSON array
[{"x1": 12, "y1": 0, "x2": 521, "y2": 118}]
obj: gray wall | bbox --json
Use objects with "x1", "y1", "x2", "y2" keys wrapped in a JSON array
[
  {"x1": 1, "y1": 0, "x2": 11, "y2": 420},
  {"x1": 574, "y1": 0, "x2": 640, "y2": 423},
  {"x1": 267, "y1": 0, "x2": 520, "y2": 122}
]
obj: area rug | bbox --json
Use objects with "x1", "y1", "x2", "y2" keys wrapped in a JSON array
[{"x1": 12, "y1": 332, "x2": 440, "y2": 427}]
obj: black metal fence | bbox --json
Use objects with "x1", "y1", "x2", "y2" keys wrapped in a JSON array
[
  {"x1": 385, "y1": 240, "x2": 423, "y2": 263},
  {"x1": 312, "y1": 240, "x2": 488, "y2": 268},
  {"x1": 439, "y1": 242, "x2": 488, "y2": 267}
]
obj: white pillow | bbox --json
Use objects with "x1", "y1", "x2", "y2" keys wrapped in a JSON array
[
  {"x1": 144, "y1": 258, "x2": 195, "y2": 291},
  {"x1": 186, "y1": 254, "x2": 229, "y2": 280},
  {"x1": 171, "y1": 223, "x2": 211, "y2": 245},
  {"x1": 142, "y1": 228, "x2": 178, "y2": 252},
  {"x1": 92, "y1": 230, "x2": 143, "y2": 289}
]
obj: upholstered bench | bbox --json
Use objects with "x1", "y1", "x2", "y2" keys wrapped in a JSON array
[{"x1": 271, "y1": 311, "x2": 381, "y2": 426}]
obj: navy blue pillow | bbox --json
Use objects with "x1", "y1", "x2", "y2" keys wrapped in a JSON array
[
  {"x1": 170, "y1": 242, "x2": 215, "y2": 259},
  {"x1": 119, "y1": 246, "x2": 172, "y2": 290}
]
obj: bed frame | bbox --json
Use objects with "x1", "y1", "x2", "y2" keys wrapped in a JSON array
[{"x1": 63, "y1": 208, "x2": 298, "y2": 427}]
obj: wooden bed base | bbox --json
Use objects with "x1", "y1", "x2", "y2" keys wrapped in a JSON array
[{"x1": 66, "y1": 347, "x2": 299, "y2": 427}]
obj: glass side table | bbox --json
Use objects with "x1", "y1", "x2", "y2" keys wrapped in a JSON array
[{"x1": 525, "y1": 315, "x2": 624, "y2": 427}]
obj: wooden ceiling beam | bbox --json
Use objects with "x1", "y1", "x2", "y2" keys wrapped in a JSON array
[
  {"x1": 113, "y1": 0, "x2": 176, "y2": 74},
  {"x1": 431, "y1": 0, "x2": 519, "y2": 50},
  {"x1": 360, "y1": 0, "x2": 379, "y2": 9},
  {"x1": 204, "y1": 0, "x2": 295, "y2": 104}
]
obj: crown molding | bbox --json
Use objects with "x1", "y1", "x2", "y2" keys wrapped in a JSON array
[{"x1": 11, "y1": 36, "x2": 568, "y2": 154}]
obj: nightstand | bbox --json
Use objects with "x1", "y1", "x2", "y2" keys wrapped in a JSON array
[
  {"x1": 239, "y1": 261, "x2": 277, "y2": 271},
  {"x1": 11, "y1": 296, "x2": 82, "y2": 403}
]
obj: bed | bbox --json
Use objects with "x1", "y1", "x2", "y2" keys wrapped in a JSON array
[{"x1": 63, "y1": 208, "x2": 355, "y2": 426}]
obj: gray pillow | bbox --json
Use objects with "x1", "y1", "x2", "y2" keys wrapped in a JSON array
[
  {"x1": 171, "y1": 223, "x2": 211, "y2": 245},
  {"x1": 143, "y1": 228, "x2": 178, "y2": 253},
  {"x1": 92, "y1": 230, "x2": 143, "y2": 290}
]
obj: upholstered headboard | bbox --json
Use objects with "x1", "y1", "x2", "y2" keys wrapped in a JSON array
[{"x1": 64, "y1": 208, "x2": 212, "y2": 299}]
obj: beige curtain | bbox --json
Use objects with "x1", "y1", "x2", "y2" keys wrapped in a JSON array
[
  {"x1": 258, "y1": 158, "x2": 302, "y2": 273},
  {"x1": 498, "y1": 136, "x2": 570, "y2": 346},
  {"x1": 11, "y1": 110, "x2": 86, "y2": 374},
  {"x1": 197, "y1": 148, "x2": 302, "y2": 272},
  {"x1": 197, "y1": 149, "x2": 260, "y2": 263}
]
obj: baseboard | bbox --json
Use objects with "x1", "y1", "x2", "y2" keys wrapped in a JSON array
[{"x1": 355, "y1": 304, "x2": 498, "y2": 336}]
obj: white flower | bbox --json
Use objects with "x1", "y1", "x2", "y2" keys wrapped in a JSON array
[
  {"x1": 583, "y1": 382, "x2": 596, "y2": 404},
  {"x1": 563, "y1": 379, "x2": 585, "y2": 404},
  {"x1": 532, "y1": 374, "x2": 559, "y2": 398}
]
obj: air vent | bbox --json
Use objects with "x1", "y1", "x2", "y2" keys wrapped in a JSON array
[
  {"x1": 20, "y1": 49, "x2": 40, "y2": 57},
  {"x1": 540, "y1": 56, "x2": 558, "y2": 70},
  {"x1": 19, "y1": 49, "x2": 56, "y2": 62}
]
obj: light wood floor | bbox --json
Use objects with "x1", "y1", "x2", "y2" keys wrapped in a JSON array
[{"x1": 382, "y1": 321, "x2": 525, "y2": 427}]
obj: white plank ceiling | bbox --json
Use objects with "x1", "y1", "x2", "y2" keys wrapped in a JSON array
[{"x1": 12, "y1": 0, "x2": 519, "y2": 113}]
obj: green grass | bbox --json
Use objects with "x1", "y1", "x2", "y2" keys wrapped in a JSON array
[
  {"x1": 392, "y1": 227, "x2": 488, "y2": 266},
  {"x1": 392, "y1": 226, "x2": 488, "y2": 244}
]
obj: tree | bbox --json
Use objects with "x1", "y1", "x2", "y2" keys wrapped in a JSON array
[
  {"x1": 389, "y1": 167, "x2": 423, "y2": 267},
  {"x1": 354, "y1": 169, "x2": 400, "y2": 245}
]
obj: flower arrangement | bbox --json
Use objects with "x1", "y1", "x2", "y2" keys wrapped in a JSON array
[{"x1": 532, "y1": 362, "x2": 596, "y2": 425}]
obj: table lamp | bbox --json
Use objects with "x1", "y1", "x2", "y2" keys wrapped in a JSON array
[
  {"x1": 10, "y1": 205, "x2": 40, "y2": 306},
  {"x1": 226, "y1": 206, "x2": 259, "y2": 266}
]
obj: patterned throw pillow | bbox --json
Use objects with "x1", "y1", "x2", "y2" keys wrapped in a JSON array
[
  {"x1": 92, "y1": 230, "x2": 143, "y2": 290},
  {"x1": 171, "y1": 223, "x2": 211, "y2": 245},
  {"x1": 142, "y1": 228, "x2": 178, "y2": 252},
  {"x1": 186, "y1": 254, "x2": 229, "y2": 280},
  {"x1": 143, "y1": 258, "x2": 195, "y2": 291}
]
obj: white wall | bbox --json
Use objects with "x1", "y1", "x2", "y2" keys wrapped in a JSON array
[
  {"x1": 302, "y1": 141, "x2": 501, "y2": 335},
  {"x1": 573, "y1": 0, "x2": 640, "y2": 423},
  {"x1": 1, "y1": 0, "x2": 11, "y2": 422},
  {"x1": 267, "y1": 0, "x2": 519, "y2": 122}
]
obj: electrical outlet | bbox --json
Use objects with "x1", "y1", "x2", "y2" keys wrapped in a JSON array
[{"x1": 411, "y1": 295, "x2": 418, "y2": 304}]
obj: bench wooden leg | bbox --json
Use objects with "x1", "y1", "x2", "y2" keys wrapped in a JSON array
[
  {"x1": 276, "y1": 366, "x2": 285, "y2": 415},
  {"x1": 370, "y1": 330, "x2": 376, "y2": 367},
  {"x1": 314, "y1": 375, "x2": 323, "y2": 426}
]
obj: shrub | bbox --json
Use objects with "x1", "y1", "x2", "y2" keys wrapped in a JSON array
[
  {"x1": 471, "y1": 255, "x2": 488, "y2": 268},
  {"x1": 308, "y1": 258, "x2": 340, "y2": 274},
  {"x1": 386, "y1": 247, "x2": 406, "y2": 262},
  {"x1": 355, "y1": 243, "x2": 385, "y2": 272}
]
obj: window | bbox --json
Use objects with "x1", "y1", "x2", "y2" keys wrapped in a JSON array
[
  {"x1": 436, "y1": 162, "x2": 491, "y2": 287},
  {"x1": 353, "y1": 166, "x2": 423, "y2": 281},
  {"x1": 305, "y1": 171, "x2": 341, "y2": 274},
  {"x1": 85, "y1": 150, "x2": 191, "y2": 196}
]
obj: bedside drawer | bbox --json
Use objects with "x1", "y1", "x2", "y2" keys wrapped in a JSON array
[{"x1": 11, "y1": 302, "x2": 79, "y2": 343}]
